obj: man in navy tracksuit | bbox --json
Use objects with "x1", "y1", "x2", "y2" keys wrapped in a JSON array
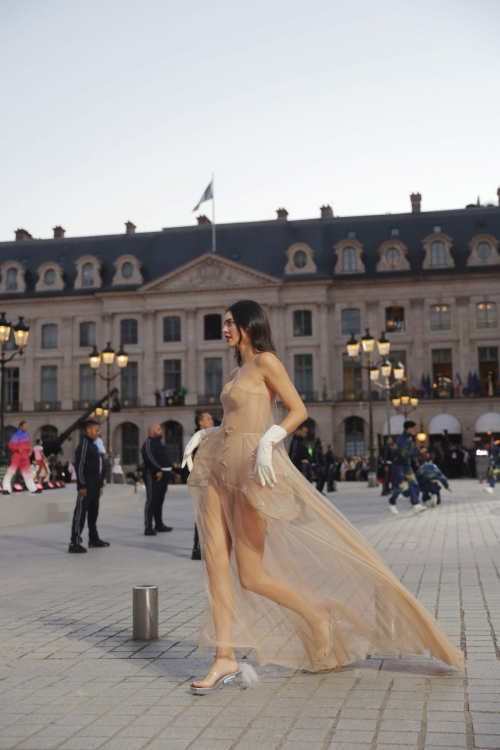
[
  {"x1": 388, "y1": 420, "x2": 426, "y2": 516},
  {"x1": 69, "y1": 420, "x2": 109, "y2": 553},
  {"x1": 417, "y1": 453, "x2": 453, "y2": 507},
  {"x1": 141, "y1": 424, "x2": 173, "y2": 536}
]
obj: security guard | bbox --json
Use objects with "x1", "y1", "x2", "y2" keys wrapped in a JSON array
[
  {"x1": 484, "y1": 439, "x2": 500, "y2": 495},
  {"x1": 69, "y1": 420, "x2": 109, "y2": 553},
  {"x1": 388, "y1": 420, "x2": 426, "y2": 516},
  {"x1": 141, "y1": 424, "x2": 173, "y2": 535},
  {"x1": 417, "y1": 453, "x2": 453, "y2": 507}
]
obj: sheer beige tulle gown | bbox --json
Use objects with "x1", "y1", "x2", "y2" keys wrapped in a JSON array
[{"x1": 188, "y1": 382, "x2": 464, "y2": 672}]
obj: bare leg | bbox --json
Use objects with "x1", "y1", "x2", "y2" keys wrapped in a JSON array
[
  {"x1": 234, "y1": 497, "x2": 331, "y2": 662},
  {"x1": 191, "y1": 481, "x2": 239, "y2": 688}
]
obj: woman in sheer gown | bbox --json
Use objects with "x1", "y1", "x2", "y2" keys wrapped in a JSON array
[{"x1": 183, "y1": 300, "x2": 463, "y2": 693}]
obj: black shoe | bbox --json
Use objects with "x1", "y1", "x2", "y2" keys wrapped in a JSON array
[
  {"x1": 33, "y1": 489, "x2": 43, "y2": 494},
  {"x1": 155, "y1": 524, "x2": 173, "y2": 532},
  {"x1": 191, "y1": 549, "x2": 202, "y2": 560},
  {"x1": 69, "y1": 543, "x2": 87, "y2": 553},
  {"x1": 2, "y1": 490, "x2": 10, "y2": 495},
  {"x1": 88, "y1": 539, "x2": 110, "y2": 548},
  {"x1": 144, "y1": 527, "x2": 157, "y2": 536}
]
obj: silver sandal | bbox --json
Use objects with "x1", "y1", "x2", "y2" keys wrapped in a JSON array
[{"x1": 190, "y1": 669, "x2": 241, "y2": 695}]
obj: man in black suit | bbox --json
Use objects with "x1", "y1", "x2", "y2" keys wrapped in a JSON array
[
  {"x1": 69, "y1": 420, "x2": 109, "y2": 553},
  {"x1": 141, "y1": 424, "x2": 173, "y2": 536},
  {"x1": 325, "y1": 444, "x2": 337, "y2": 492}
]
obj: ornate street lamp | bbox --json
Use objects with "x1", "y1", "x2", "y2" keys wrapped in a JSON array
[
  {"x1": 0, "y1": 313, "x2": 30, "y2": 471},
  {"x1": 89, "y1": 342, "x2": 128, "y2": 475}
]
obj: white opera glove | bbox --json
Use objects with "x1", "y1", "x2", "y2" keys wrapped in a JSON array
[
  {"x1": 181, "y1": 427, "x2": 220, "y2": 472},
  {"x1": 254, "y1": 425, "x2": 288, "y2": 488}
]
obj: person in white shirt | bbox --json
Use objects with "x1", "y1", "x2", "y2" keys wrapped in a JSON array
[{"x1": 33, "y1": 439, "x2": 48, "y2": 482}]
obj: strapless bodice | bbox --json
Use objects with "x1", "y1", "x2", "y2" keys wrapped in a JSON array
[{"x1": 219, "y1": 383, "x2": 274, "y2": 435}]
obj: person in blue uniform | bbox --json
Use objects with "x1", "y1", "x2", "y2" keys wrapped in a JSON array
[
  {"x1": 381, "y1": 437, "x2": 395, "y2": 496},
  {"x1": 69, "y1": 420, "x2": 109, "y2": 553},
  {"x1": 141, "y1": 424, "x2": 173, "y2": 535},
  {"x1": 388, "y1": 420, "x2": 426, "y2": 516},
  {"x1": 484, "y1": 439, "x2": 500, "y2": 495},
  {"x1": 417, "y1": 453, "x2": 453, "y2": 507}
]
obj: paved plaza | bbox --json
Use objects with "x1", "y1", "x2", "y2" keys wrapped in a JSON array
[{"x1": 1, "y1": 480, "x2": 500, "y2": 750}]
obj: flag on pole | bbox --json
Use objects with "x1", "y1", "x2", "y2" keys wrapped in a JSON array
[
  {"x1": 455, "y1": 373, "x2": 461, "y2": 396},
  {"x1": 193, "y1": 181, "x2": 213, "y2": 212}
]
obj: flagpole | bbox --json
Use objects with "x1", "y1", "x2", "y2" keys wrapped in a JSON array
[{"x1": 211, "y1": 172, "x2": 216, "y2": 253}]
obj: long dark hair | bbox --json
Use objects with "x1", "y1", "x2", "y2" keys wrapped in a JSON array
[{"x1": 226, "y1": 300, "x2": 276, "y2": 367}]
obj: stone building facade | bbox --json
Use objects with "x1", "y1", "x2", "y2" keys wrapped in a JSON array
[{"x1": 0, "y1": 193, "x2": 499, "y2": 467}]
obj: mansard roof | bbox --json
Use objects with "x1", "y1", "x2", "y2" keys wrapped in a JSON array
[{"x1": 1, "y1": 204, "x2": 499, "y2": 298}]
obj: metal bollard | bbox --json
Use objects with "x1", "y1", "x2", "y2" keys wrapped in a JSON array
[{"x1": 133, "y1": 585, "x2": 159, "y2": 640}]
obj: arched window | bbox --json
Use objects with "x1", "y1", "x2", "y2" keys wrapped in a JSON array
[
  {"x1": 163, "y1": 420, "x2": 183, "y2": 463},
  {"x1": 6, "y1": 268, "x2": 18, "y2": 290},
  {"x1": 293, "y1": 310, "x2": 312, "y2": 337},
  {"x1": 341, "y1": 308, "x2": 361, "y2": 335},
  {"x1": 121, "y1": 261, "x2": 134, "y2": 279},
  {"x1": 121, "y1": 422, "x2": 139, "y2": 465},
  {"x1": 342, "y1": 247, "x2": 357, "y2": 272},
  {"x1": 430, "y1": 304, "x2": 451, "y2": 331},
  {"x1": 386, "y1": 247, "x2": 400, "y2": 268},
  {"x1": 41, "y1": 324, "x2": 58, "y2": 349},
  {"x1": 385, "y1": 306, "x2": 405, "y2": 333},
  {"x1": 476, "y1": 302, "x2": 498, "y2": 329},
  {"x1": 82, "y1": 262, "x2": 95, "y2": 287},
  {"x1": 44, "y1": 268, "x2": 56, "y2": 286},
  {"x1": 345, "y1": 417, "x2": 365, "y2": 456},
  {"x1": 293, "y1": 250, "x2": 307, "y2": 269},
  {"x1": 204, "y1": 314, "x2": 222, "y2": 340},
  {"x1": 477, "y1": 242, "x2": 492, "y2": 260},
  {"x1": 430, "y1": 241, "x2": 446, "y2": 266},
  {"x1": 163, "y1": 316, "x2": 181, "y2": 342}
]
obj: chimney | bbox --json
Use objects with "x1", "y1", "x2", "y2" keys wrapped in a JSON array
[
  {"x1": 410, "y1": 193, "x2": 422, "y2": 213},
  {"x1": 276, "y1": 208, "x2": 288, "y2": 220},
  {"x1": 320, "y1": 205, "x2": 333, "y2": 218},
  {"x1": 53, "y1": 226, "x2": 65, "y2": 239},
  {"x1": 15, "y1": 228, "x2": 32, "y2": 241},
  {"x1": 197, "y1": 215, "x2": 211, "y2": 225},
  {"x1": 125, "y1": 221, "x2": 136, "y2": 234}
]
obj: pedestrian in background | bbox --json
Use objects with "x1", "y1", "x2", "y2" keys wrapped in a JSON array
[
  {"x1": 417, "y1": 453, "x2": 453, "y2": 507},
  {"x1": 313, "y1": 438, "x2": 326, "y2": 494},
  {"x1": 141, "y1": 424, "x2": 173, "y2": 535},
  {"x1": 325, "y1": 444, "x2": 336, "y2": 492},
  {"x1": 388, "y1": 420, "x2": 426, "y2": 516},
  {"x1": 69, "y1": 420, "x2": 109, "y2": 553}
]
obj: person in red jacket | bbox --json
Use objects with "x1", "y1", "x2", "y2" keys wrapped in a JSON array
[{"x1": 3, "y1": 420, "x2": 41, "y2": 495}]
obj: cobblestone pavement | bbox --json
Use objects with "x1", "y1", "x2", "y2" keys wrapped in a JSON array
[{"x1": 1, "y1": 480, "x2": 500, "y2": 750}]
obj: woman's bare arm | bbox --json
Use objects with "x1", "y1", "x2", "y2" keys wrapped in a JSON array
[{"x1": 256, "y1": 352, "x2": 308, "y2": 434}]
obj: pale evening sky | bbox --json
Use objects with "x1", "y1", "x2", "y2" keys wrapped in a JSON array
[{"x1": 0, "y1": 0, "x2": 499, "y2": 242}]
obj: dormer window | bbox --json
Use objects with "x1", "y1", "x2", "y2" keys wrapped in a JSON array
[
  {"x1": 35, "y1": 262, "x2": 65, "y2": 292},
  {"x1": 6, "y1": 269, "x2": 18, "y2": 290},
  {"x1": 386, "y1": 248, "x2": 400, "y2": 267},
  {"x1": 430, "y1": 241, "x2": 446, "y2": 266},
  {"x1": 122, "y1": 261, "x2": 134, "y2": 279},
  {"x1": 44, "y1": 269, "x2": 56, "y2": 286},
  {"x1": 82, "y1": 263, "x2": 94, "y2": 286},
  {"x1": 467, "y1": 233, "x2": 500, "y2": 267},
  {"x1": 376, "y1": 240, "x2": 410, "y2": 273},
  {"x1": 284, "y1": 243, "x2": 317, "y2": 275},
  {"x1": 421, "y1": 232, "x2": 454, "y2": 270},
  {"x1": 111, "y1": 254, "x2": 143, "y2": 285},
  {"x1": 477, "y1": 242, "x2": 492, "y2": 260},
  {"x1": 342, "y1": 247, "x2": 357, "y2": 272},
  {"x1": 334, "y1": 238, "x2": 365, "y2": 275}
]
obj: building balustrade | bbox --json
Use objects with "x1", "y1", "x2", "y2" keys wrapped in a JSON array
[{"x1": 35, "y1": 401, "x2": 61, "y2": 412}]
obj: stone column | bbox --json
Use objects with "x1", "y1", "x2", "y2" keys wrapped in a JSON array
[
  {"x1": 456, "y1": 297, "x2": 472, "y2": 378},
  {"x1": 409, "y1": 299, "x2": 424, "y2": 384},
  {"x1": 269, "y1": 303, "x2": 286, "y2": 361},
  {"x1": 21, "y1": 316, "x2": 36, "y2": 412},
  {"x1": 60, "y1": 316, "x2": 74, "y2": 411},
  {"x1": 318, "y1": 302, "x2": 330, "y2": 400},
  {"x1": 185, "y1": 308, "x2": 198, "y2": 406},
  {"x1": 142, "y1": 311, "x2": 156, "y2": 407}
]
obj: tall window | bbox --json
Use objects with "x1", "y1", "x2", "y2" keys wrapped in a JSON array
[
  {"x1": 293, "y1": 310, "x2": 312, "y2": 337},
  {"x1": 345, "y1": 417, "x2": 365, "y2": 456},
  {"x1": 432, "y1": 349, "x2": 452, "y2": 396},
  {"x1": 120, "y1": 318, "x2": 138, "y2": 345},
  {"x1": 343, "y1": 354, "x2": 362, "y2": 399},
  {"x1": 41, "y1": 324, "x2": 58, "y2": 349},
  {"x1": 164, "y1": 359, "x2": 182, "y2": 391},
  {"x1": 41, "y1": 365, "x2": 58, "y2": 405},
  {"x1": 6, "y1": 268, "x2": 18, "y2": 290},
  {"x1": 430, "y1": 304, "x2": 451, "y2": 331},
  {"x1": 82, "y1": 263, "x2": 95, "y2": 286},
  {"x1": 79, "y1": 364, "x2": 95, "y2": 403},
  {"x1": 163, "y1": 316, "x2": 181, "y2": 342},
  {"x1": 342, "y1": 247, "x2": 357, "y2": 272},
  {"x1": 385, "y1": 306, "x2": 405, "y2": 333},
  {"x1": 341, "y1": 308, "x2": 361, "y2": 335},
  {"x1": 204, "y1": 314, "x2": 222, "y2": 340},
  {"x1": 80, "y1": 321, "x2": 96, "y2": 347},
  {"x1": 204, "y1": 357, "x2": 223, "y2": 395},
  {"x1": 121, "y1": 423, "x2": 139, "y2": 464},
  {"x1": 476, "y1": 302, "x2": 497, "y2": 329},
  {"x1": 121, "y1": 362, "x2": 138, "y2": 405},
  {"x1": 294, "y1": 354, "x2": 313, "y2": 396},
  {"x1": 4, "y1": 368, "x2": 19, "y2": 409},
  {"x1": 430, "y1": 241, "x2": 446, "y2": 266},
  {"x1": 478, "y1": 347, "x2": 499, "y2": 396}
]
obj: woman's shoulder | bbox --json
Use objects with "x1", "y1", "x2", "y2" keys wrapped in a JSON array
[{"x1": 255, "y1": 351, "x2": 282, "y2": 371}]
